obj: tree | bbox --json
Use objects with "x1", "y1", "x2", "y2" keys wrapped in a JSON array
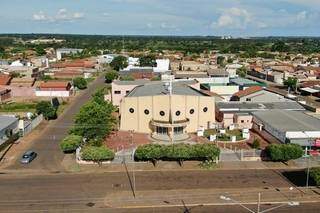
[
  {"x1": 60, "y1": 134, "x2": 83, "y2": 153},
  {"x1": 217, "y1": 56, "x2": 225, "y2": 67},
  {"x1": 271, "y1": 41, "x2": 290, "y2": 52},
  {"x1": 73, "y1": 77, "x2": 87, "y2": 89},
  {"x1": 119, "y1": 75, "x2": 134, "y2": 81},
  {"x1": 237, "y1": 66, "x2": 247, "y2": 78},
  {"x1": 72, "y1": 91, "x2": 116, "y2": 140},
  {"x1": 35, "y1": 46, "x2": 46, "y2": 56},
  {"x1": 105, "y1": 70, "x2": 119, "y2": 83},
  {"x1": 139, "y1": 55, "x2": 157, "y2": 67},
  {"x1": 36, "y1": 101, "x2": 57, "y2": 120},
  {"x1": 110, "y1": 56, "x2": 128, "y2": 71},
  {"x1": 310, "y1": 168, "x2": 320, "y2": 186},
  {"x1": 283, "y1": 77, "x2": 298, "y2": 93}
]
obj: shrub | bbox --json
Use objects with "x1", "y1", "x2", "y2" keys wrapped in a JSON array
[
  {"x1": 252, "y1": 138, "x2": 261, "y2": 149},
  {"x1": 81, "y1": 146, "x2": 115, "y2": 162},
  {"x1": 310, "y1": 168, "x2": 320, "y2": 186},
  {"x1": 88, "y1": 138, "x2": 103, "y2": 147},
  {"x1": 120, "y1": 75, "x2": 134, "y2": 81},
  {"x1": 105, "y1": 70, "x2": 119, "y2": 83},
  {"x1": 73, "y1": 77, "x2": 87, "y2": 89},
  {"x1": 134, "y1": 143, "x2": 220, "y2": 162},
  {"x1": 266, "y1": 144, "x2": 304, "y2": 162},
  {"x1": 60, "y1": 134, "x2": 83, "y2": 153}
]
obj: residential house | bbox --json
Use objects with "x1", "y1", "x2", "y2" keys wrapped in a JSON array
[
  {"x1": 230, "y1": 86, "x2": 288, "y2": 102},
  {"x1": 36, "y1": 81, "x2": 72, "y2": 97},
  {"x1": 0, "y1": 88, "x2": 12, "y2": 103},
  {"x1": 0, "y1": 115, "x2": 19, "y2": 146}
]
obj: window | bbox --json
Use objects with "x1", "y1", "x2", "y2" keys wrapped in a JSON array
[
  {"x1": 144, "y1": 109, "x2": 150, "y2": 115},
  {"x1": 189, "y1": 109, "x2": 195, "y2": 114},
  {"x1": 126, "y1": 90, "x2": 130, "y2": 94},
  {"x1": 160, "y1": 111, "x2": 165, "y2": 116},
  {"x1": 176, "y1": 111, "x2": 181, "y2": 116},
  {"x1": 203, "y1": 107, "x2": 208, "y2": 112},
  {"x1": 129, "y1": 108, "x2": 134, "y2": 113},
  {"x1": 156, "y1": 126, "x2": 168, "y2": 135},
  {"x1": 114, "y1": 91, "x2": 121, "y2": 94},
  {"x1": 246, "y1": 98, "x2": 251, "y2": 101},
  {"x1": 241, "y1": 120, "x2": 244, "y2": 123}
]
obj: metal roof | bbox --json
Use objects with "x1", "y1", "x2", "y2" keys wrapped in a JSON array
[
  {"x1": 127, "y1": 80, "x2": 206, "y2": 97},
  {"x1": 252, "y1": 109, "x2": 320, "y2": 132},
  {"x1": 0, "y1": 115, "x2": 18, "y2": 131}
]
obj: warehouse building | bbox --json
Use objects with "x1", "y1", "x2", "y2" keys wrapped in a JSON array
[{"x1": 252, "y1": 109, "x2": 320, "y2": 146}]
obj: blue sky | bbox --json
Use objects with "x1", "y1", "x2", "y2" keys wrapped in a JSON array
[{"x1": 0, "y1": 0, "x2": 319, "y2": 36}]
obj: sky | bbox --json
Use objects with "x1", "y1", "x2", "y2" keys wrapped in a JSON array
[{"x1": 0, "y1": 0, "x2": 320, "y2": 36}]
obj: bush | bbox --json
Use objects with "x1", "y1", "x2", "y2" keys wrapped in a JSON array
[
  {"x1": 60, "y1": 134, "x2": 83, "y2": 153},
  {"x1": 134, "y1": 143, "x2": 220, "y2": 162},
  {"x1": 120, "y1": 75, "x2": 134, "y2": 81},
  {"x1": 36, "y1": 101, "x2": 57, "y2": 120},
  {"x1": 252, "y1": 138, "x2": 260, "y2": 149},
  {"x1": 310, "y1": 168, "x2": 320, "y2": 186},
  {"x1": 73, "y1": 77, "x2": 87, "y2": 89},
  {"x1": 81, "y1": 146, "x2": 115, "y2": 162},
  {"x1": 266, "y1": 144, "x2": 304, "y2": 162},
  {"x1": 105, "y1": 70, "x2": 119, "y2": 83}
]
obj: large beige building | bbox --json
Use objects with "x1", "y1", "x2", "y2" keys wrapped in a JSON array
[{"x1": 120, "y1": 81, "x2": 215, "y2": 141}]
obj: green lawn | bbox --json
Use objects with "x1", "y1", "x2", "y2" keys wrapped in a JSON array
[
  {"x1": 0, "y1": 102, "x2": 37, "y2": 112},
  {"x1": 204, "y1": 129, "x2": 244, "y2": 141}
]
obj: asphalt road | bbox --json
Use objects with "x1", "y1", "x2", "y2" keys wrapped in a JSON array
[
  {"x1": 7, "y1": 75, "x2": 106, "y2": 171},
  {"x1": 0, "y1": 169, "x2": 318, "y2": 212}
]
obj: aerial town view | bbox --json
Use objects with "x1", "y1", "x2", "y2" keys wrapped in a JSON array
[{"x1": 0, "y1": 0, "x2": 320, "y2": 212}]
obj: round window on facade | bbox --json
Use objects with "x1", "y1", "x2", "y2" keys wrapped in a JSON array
[
  {"x1": 160, "y1": 111, "x2": 165, "y2": 116},
  {"x1": 203, "y1": 107, "x2": 208, "y2": 112},
  {"x1": 189, "y1": 109, "x2": 195, "y2": 114},
  {"x1": 144, "y1": 109, "x2": 150, "y2": 115},
  {"x1": 129, "y1": 108, "x2": 134, "y2": 113},
  {"x1": 176, "y1": 111, "x2": 181, "y2": 116}
]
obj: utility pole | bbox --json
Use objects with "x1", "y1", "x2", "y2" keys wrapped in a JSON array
[{"x1": 257, "y1": 193, "x2": 261, "y2": 213}]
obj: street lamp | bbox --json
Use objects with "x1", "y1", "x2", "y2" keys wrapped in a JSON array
[{"x1": 219, "y1": 193, "x2": 299, "y2": 213}]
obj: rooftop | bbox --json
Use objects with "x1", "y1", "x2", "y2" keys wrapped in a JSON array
[
  {"x1": 39, "y1": 81, "x2": 70, "y2": 89},
  {"x1": 230, "y1": 77, "x2": 265, "y2": 86},
  {"x1": 252, "y1": 109, "x2": 320, "y2": 132},
  {"x1": 113, "y1": 79, "x2": 150, "y2": 85},
  {"x1": 0, "y1": 115, "x2": 18, "y2": 131},
  {"x1": 217, "y1": 101, "x2": 305, "y2": 112},
  {"x1": 127, "y1": 80, "x2": 206, "y2": 97},
  {"x1": 232, "y1": 86, "x2": 263, "y2": 98}
]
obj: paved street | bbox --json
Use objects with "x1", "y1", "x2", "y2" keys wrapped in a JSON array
[
  {"x1": 0, "y1": 169, "x2": 318, "y2": 212},
  {"x1": 5, "y1": 75, "x2": 106, "y2": 172}
]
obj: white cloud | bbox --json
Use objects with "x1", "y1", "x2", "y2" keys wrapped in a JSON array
[
  {"x1": 32, "y1": 9, "x2": 84, "y2": 22},
  {"x1": 213, "y1": 7, "x2": 252, "y2": 29}
]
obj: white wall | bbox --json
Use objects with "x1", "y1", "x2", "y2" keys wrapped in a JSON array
[{"x1": 35, "y1": 90, "x2": 71, "y2": 97}]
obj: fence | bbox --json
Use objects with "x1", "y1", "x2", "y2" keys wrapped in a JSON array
[
  {"x1": 220, "y1": 149, "x2": 263, "y2": 162},
  {"x1": 21, "y1": 114, "x2": 43, "y2": 136}
]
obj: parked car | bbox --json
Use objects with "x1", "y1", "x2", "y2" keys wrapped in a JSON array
[{"x1": 20, "y1": 151, "x2": 37, "y2": 164}]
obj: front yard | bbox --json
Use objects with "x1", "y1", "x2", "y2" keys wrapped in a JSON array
[{"x1": 204, "y1": 129, "x2": 245, "y2": 141}]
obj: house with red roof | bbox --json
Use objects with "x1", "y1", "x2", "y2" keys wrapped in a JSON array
[
  {"x1": 230, "y1": 86, "x2": 288, "y2": 102},
  {"x1": 0, "y1": 74, "x2": 12, "y2": 86},
  {"x1": 35, "y1": 81, "x2": 73, "y2": 97},
  {"x1": 0, "y1": 88, "x2": 12, "y2": 103}
]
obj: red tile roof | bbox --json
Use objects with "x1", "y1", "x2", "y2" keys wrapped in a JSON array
[
  {"x1": 0, "y1": 74, "x2": 12, "y2": 85},
  {"x1": 232, "y1": 86, "x2": 263, "y2": 98}
]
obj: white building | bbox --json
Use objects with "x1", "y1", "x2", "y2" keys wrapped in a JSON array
[
  {"x1": 56, "y1": 48, "x2": 83, "y2": 60},
  {"x1": 154, "y1": 59, "x2": 170, "y2": 73},
  {"x1": 225, "y1": 64, "x2": 242, "y2": 78}
]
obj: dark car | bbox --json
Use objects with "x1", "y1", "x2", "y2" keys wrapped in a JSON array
[{"x1": 20, "y1": 151, "x2": 37, "y2": 164}]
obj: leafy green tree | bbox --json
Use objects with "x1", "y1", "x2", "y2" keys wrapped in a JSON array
[
  {"x1": 283, "y1": 77, "x2": 298, "y2": 93},
  {"x1": 81, "y1": 146, "x2": 115, "y2": 163},
  {"x1": 110, "y1": 56, "x2": 128, "y2": 71},
  {"x1": 105, "y1": 70, "x2": 119, "y2": 83},
  {"x1": 91, "y1": 88, "x2": 106, "y2": 105},
  {"x1": 60, "y1": 134, "x2": 83, "y2": 153},
  {"x1": 217, "y1": 56, "x2": 225, "y2": 67},
  {"x1": 271, "y1": 41, "x2": 290, "y2": 52},
  {"x1": 35, "y1": 46, "x2": 46, "y2": 56},
  {"x1": 139, "y1": 55, "x2": 157, "y2": 67},
  {"x1": 237, "y1": 66, "x2": 247, "y2": 78},
  {"x1": 72, "y1": 91, "x2": 116, "y2": 140},
  {"x1": 36, "y1": 101, "x2": 57, "y2": 120},
  {"x1": 73, "y1": 77, "x2": 87, "y2": 90}
]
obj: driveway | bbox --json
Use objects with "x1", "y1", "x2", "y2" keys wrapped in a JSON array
[{"x1": 6, "y1": 75, "x2": 106, "y2": 172}]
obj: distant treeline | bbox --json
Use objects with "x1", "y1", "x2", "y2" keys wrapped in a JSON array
[{"x1": 1, "y1": 34, "x2": 320, "y2": 55}]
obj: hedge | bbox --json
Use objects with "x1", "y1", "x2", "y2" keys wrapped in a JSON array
[
  {"x1": 266, "y1": 144, "x2": 304, "y2": 162},
  {"x1": 134, "y1": 143, "x2": 220, "y2": 162},
  {"x1": 310, "y1": 168, "x2": 320, "y2": 186},
  {"x1": 81, "y1": 146, "x2": 115, "y2": 162},
  {"x1": 60, "y1": 134, "x2": 83, "y2": 153}
]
